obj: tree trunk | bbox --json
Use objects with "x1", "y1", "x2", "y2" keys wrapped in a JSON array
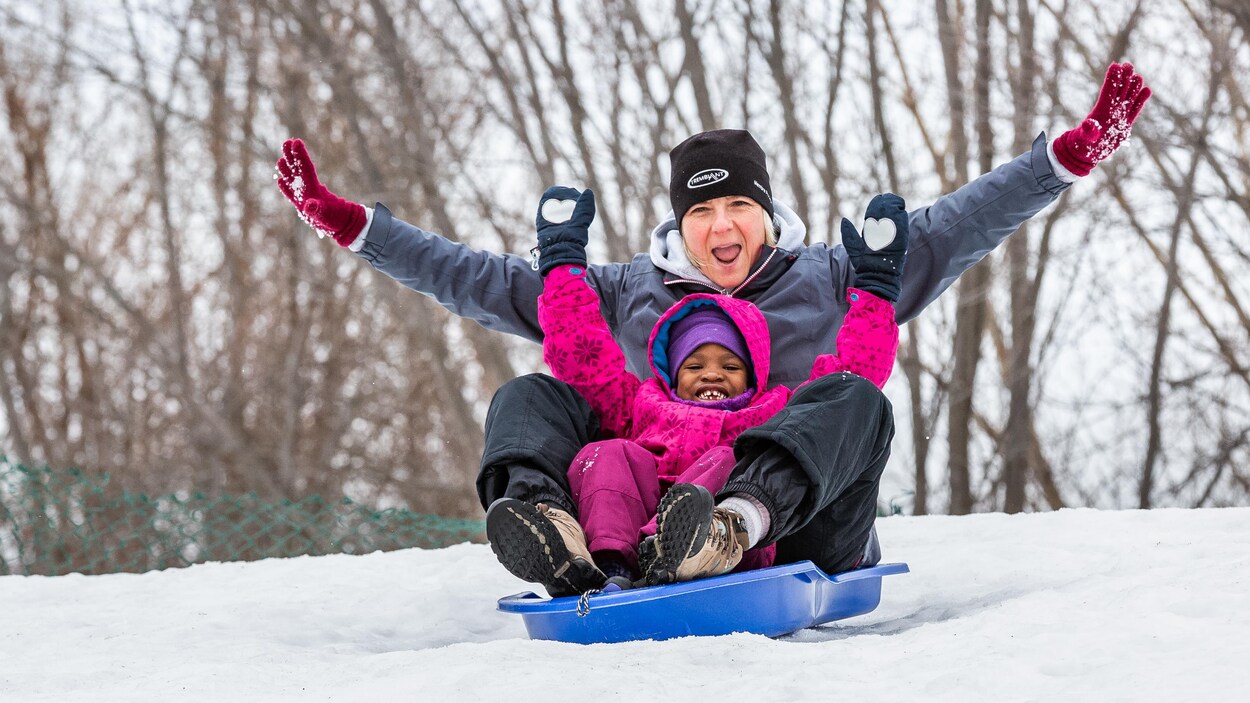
[{"x1": 1003, "y1": 0, "x2": 1038, "y2": 514}]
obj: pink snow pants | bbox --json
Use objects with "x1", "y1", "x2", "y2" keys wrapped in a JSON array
[{"x1": 566, "y1": 439, "x2": 776, "y2": 573}]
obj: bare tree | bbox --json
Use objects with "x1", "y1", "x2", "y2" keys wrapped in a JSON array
[{"x1": 1, "y1": 0, "x2": 1247, "y2": 533}]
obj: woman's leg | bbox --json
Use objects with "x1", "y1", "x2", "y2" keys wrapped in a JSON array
[
  {"x1": 476, "y1": 373, "x2": 600, "y2": 515},
  {"x1": 480, "y1": 374, "x2": 607, "y2": 596}
]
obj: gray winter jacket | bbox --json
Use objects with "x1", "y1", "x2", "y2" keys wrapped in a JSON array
[{"x1": 355, "y1": 133, "x2": 1069, "y2": 389}]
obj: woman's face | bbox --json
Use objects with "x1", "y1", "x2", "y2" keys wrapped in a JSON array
[
  {"x1": 673, "y1": 343, "x2": 750, "y2": 402},
  {"x1": 681, "y1": 196, "x2": 769, "y2": 290}
]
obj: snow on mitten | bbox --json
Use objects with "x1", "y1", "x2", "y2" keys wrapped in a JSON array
[
  {"x1": 1051, "y1": 62, "x2": 1153, "y2": 177},
  {"x1": 275, "y1": 138, "x2": 368, "y2": 247},
  {"x1": 840, "y1": 193, "x2": 909, "y2": 303}
]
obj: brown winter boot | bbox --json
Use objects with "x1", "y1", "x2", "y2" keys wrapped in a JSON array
[
  {"x1": 646, "y1": 484, "x2": 748, "y2": 585},
  {"x1": 486, "y1": 498, "x2": 606, "y2": 597},
  {"x1": 537, "y1": 502, "x2": 598, "y2": 566}
]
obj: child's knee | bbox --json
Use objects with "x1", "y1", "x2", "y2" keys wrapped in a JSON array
[{"x1": 567, "y1": 439, "x2": 659, "y2": 498}]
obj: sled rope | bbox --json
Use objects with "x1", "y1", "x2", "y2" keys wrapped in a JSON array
[{"x1": 577, "y1": 588, "x2": 602, "y2": 616}]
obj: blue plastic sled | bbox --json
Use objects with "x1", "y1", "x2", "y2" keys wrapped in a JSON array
[{"x1": 497, "y1": 560, "x2": 908, "y2": 644}]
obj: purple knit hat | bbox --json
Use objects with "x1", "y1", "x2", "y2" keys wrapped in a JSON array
[{"x1": 666, "y1": 306, "x2": 752, "y2": 373}]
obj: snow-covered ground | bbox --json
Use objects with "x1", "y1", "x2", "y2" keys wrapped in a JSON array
[{"x1": 3, "y1": 507, "x2": 1248, "y2": 702}]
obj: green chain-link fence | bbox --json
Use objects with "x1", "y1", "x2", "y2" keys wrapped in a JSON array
[{"x1": 0, "y1": 458, "x2": 485, "y2": 576}]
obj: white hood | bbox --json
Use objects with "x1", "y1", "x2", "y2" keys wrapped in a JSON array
[{"x1": 648, "y1": 199, "x2": 808, "y2": 287}]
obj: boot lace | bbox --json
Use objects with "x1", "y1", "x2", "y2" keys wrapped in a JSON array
[{"x1": 704, "y1": 508, "x2": 744, "y2": 561}]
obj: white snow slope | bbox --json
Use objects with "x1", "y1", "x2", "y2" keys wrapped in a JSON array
[{"x1": 3, "y1": 507, "x2": 1248, "y2": 702}]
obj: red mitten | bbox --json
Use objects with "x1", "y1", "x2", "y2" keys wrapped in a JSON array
[
  {"x1": 1051, "y1": 62, "x2": 1152, "y2": 177},
  {"x1": 275, "y1": 138, "x2": 367, "y2": 247}
]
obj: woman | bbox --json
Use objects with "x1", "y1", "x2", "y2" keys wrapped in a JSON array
[
  {"x1": 275, "y1": 63, "x2": 1151, "y2": 583},
  {"x1": 482, "y1": 187, "x2": 905, "y2": 596}
]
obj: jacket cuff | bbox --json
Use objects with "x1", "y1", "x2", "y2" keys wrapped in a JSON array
[
  {"x1": 355, "y1": 203, "x2": 394, "y2": 263},
  {"x1": 716, "y1": 480, "x2": 783, "y2": 545},
  {"x1": 544, "y1": 263, "x2": 590, "y2": 283},
  {"x1": 541, "y1": 264, "x2": 594, "y2": 304},
  {"x1": 1031, "y1": 132, "x2": 1073, "y2": 195},
  {"x1": 846, "y1": 287, "x2": 895, "y2": 311}
]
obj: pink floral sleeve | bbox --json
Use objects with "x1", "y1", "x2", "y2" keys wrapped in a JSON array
[
  {"x1": 808, "y1": 288, "x2": 899, "y2": 388},
  {"x1": 538, "y1": 265, "x2": 641, "y2": 437}
]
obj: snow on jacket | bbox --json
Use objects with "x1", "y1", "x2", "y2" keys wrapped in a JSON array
[
  {"x1": 538, "y1": 264, "x2": 898, "y2": 482},
  {"x1": 354, "y1": 134, "x2": 1067, "y2": 389}
]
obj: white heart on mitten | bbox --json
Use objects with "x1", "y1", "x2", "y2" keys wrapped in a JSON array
[
  {"x1": 861, "y1": 217, "x2": 897, "y2": 251},
  {"x1": 541, "y1": 199, "x2": 578, "y2": 224}
]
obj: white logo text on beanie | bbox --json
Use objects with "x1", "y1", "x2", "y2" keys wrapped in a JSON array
[{"x1": 688, "y1": 169, "x2": 729, "y2": 189}]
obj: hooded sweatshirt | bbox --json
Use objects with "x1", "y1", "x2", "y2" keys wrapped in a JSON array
[{"x1": 539, "y1": 264, "x2": 899, "y2": 482}]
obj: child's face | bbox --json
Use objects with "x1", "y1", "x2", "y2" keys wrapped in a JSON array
[{"x1": 674, "y1": 343, "x2": 750, "y2": 402}]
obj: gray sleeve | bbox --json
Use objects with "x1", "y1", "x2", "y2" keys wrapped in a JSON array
[
  {"x1": 584, "y1": 258, "x2": 633, "y2": 333},
  {"x1": 354, "y1": 204, "x2": 545, "y2": 342},
  {"x1": 584, "y1": 255, "x2": 657, "y2": 378},
  {"x1": 895, "y1": 132, "x2": 1071, "y2": 323}
]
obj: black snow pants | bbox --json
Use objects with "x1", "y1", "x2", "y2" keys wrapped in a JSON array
[
  {"x1": 721, "y1": 372, "x2": 894, "y2": 574},
  {"x1": 476, "y1": 372, "x2": 894, "y2": 574},
  {"x1": 476, "y1": 374, "x2": 599, "y2": 515}
]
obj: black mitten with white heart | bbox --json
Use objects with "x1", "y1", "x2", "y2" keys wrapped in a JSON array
[
  {"x1": 535, "y1": 186, "x2": 595, "y2": 277},
  {"x1": 840, "y1": 193, "x2": 909, "y2": 303}
]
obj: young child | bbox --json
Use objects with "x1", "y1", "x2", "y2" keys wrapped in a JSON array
[{"x1": 486, "y1": 187, "x2": 907, "y2": 597}]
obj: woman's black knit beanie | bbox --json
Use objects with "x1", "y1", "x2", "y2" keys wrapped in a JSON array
[{"x1": 668, "y1": 129, "x2": 774, "y2": 225}]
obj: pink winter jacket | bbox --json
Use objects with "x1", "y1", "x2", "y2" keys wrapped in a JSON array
[{"x1": 539, "y1": 264, "x2": 899, "y2": 484}]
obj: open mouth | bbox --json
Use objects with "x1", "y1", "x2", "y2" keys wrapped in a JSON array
[
  {"x1": 695, "y1": 388, "x2": 728, "y2": 401},
  {"x1": 711, "y1": 244, "x2": 741, "y2": 264}
]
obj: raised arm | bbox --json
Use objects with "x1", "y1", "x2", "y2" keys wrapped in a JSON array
[
  {"x1": 811, "y1": 194, "x2": 906, "y2": 388},
  {"x1": 534, "y1": 188, "x2": 641, "y2": 437},
  {"x1": 275, "y1": 138, "x2": 546, "y2": 341},
  {"x1": 894, "y1": 63, "x2": 1151, "y2": 324}
]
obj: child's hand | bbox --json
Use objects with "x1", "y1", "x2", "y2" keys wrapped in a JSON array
[
  {"x1": 275, "y1": 139, "x2": 367, "y2": 247},
  {"x1": 840, "y1": 193, "x2": 908, "y2": 303},
  {"x1": 535, "y1": 186, "x2": 596, "y2": 276}
]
